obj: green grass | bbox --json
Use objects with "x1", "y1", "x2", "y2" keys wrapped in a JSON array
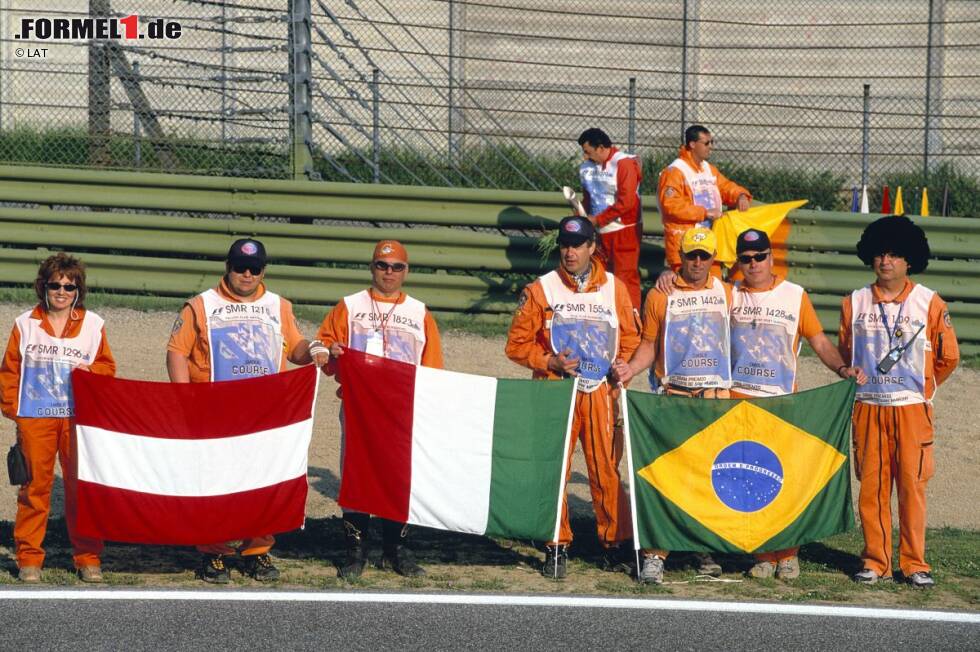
[
  {"x1": 1, "y1": 518, "x2": 976, "y2": 608},
  {"x1": 0, "y1": 127, "x2": 289, "y2": 178}
]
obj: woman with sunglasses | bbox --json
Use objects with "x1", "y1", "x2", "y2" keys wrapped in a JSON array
[{"x1": 0, "y1": 253, "x2": 115, "y2": 583}]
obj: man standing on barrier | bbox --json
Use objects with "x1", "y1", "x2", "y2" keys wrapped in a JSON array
[
  {"x1": 577, "y1": 127, "x2": 643, "y2": 310},
  {"x1": 506, "y1": 215, "x2": 640, "y2": 579},
  {"x1": 167, "y1": 238, "x2": 324, "y2": 584},
  {"x1": 840, "y1": 216, "x2": 958, "y2": 588},
  {"x1": 658, "y1": 125, "x2": 751, "y2": 273},
  {"x1": 729, "y1": 228, "x2": 865, "y2": 581},
  {"x1": 611, "y1": 226, "x2": 731, "y2": 584},
  {"x1": 317, "y1": 240, "x2": 443, "y2": 580}
]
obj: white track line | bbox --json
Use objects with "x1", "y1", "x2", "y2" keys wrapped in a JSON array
[{"x1": 0, "y1": 590, "x2": 977, "y2": 623}]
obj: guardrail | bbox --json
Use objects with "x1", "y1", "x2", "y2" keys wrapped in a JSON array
[{"x1": 0, "y1": 165, "x2": 977, "y2": 354}]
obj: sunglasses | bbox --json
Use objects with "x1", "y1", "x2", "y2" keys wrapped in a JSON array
[
  {"x1": 45, "y1": 282, "x2": 78, "y2": 292},
  {"x1": 683, "y1": 250, "x2": 713, "y2": 261},
  {"x1": 700, "y1": 139, "x2": 715, "y2": 146},
  {"x1": 231, "y1": 264, "x2": 264, "y2": 275},
  {"x1": 373, "y1": 261, "x2": 407, "y2": 272},
  {"x1": 737, "y1": 252, "x2": 770, "y2": 264}
]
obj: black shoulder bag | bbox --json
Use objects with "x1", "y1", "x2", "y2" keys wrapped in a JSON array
[{"x1": 7, "y1": 441, "x2": 31, "y2": 486}]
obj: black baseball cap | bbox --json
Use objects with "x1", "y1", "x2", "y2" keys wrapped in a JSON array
[
  {"x1": 736, "y1": 229, "x2": 771, "y2": 254},
  {"x1": 227, "y1": 238, "x2": 267, "y2": 267},
  {"x1": 556, "y1": 216, "x2": 596, "y2": 247}
]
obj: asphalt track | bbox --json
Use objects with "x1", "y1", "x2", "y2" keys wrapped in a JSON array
[{"x1": 1, "y1": 590, "x2": 977, "y2": 651}]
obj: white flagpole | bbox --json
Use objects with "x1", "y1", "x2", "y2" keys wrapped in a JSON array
[
  {"x1": 621, "y1": 386, "x2": 641, "y2": 560},
  {"x1": 549, "y1": 377, "x2": 579, "y2": 547}
]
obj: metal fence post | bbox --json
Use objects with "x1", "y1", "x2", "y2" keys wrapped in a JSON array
[
  {"x1": 288, "y1": 0, "x2": 316, "y2": 180},
  {"x1": 372, "y1": 68, "x2": 380, "y2": 183},
  {"x1": 220, "y1": 1, "x2": 227, "y2": 146},
  {"x1": 133, "y1": 61, "x2": 141, "y2": 168},
  {"x1": 448, "y1": 0, "x2": 465, "y2": 167},
  {"x1": 923, "y1": 0, "x2": 946, "y2": 182},
  {"x1": 680, "y1": 0, "x2": 688, "y2": 141},
  {"x1": 0, "y1": 0, "x2": 4, "y2": 131},
  {"x1": 88, "y1": 0, "x2": 111, "y2": 167},
  {"x1": 861, "y1": 84, "x2": 871, "y2": 190},
  {"x1": 627, "y1": 77, "x2": 636, "y2": 154}
]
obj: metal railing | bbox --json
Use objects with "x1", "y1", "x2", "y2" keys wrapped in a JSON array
[{"x1": 0, "y1": 165, "x2": 977, "y2": 353}]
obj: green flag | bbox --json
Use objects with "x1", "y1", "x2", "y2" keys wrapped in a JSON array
[{"x1": 625, "y1": 380, "x2": 856, "y2": 553}]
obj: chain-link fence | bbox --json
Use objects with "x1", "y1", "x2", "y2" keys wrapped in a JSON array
[
  {"x1": 0, "y1": 0, "x2": 290, "y2": 177},
  {"x1": 1, "y1": 1, "x2": 978, "y2": 203}
]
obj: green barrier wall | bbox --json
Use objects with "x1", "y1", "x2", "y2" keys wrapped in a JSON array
[{"x1": 1, "y1": 165, "x2": 977, "y2": 354}]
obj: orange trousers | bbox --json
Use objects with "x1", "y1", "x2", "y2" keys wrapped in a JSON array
[
  {"x1": 197, "y1": 537, "x2": 274, "y2": 557},
  {"x1": 852, "y1": 401, "x2": 934, "y2": 577},
  {"x1": 727, "y1": 390, "x2": 799, "y2": 564},
  {"x1": 640, "y1": 387, "x2": 733, "y2": 559},
  {"x1": 755, "y1": 548, "x2": 799, "y2": 563},
  {"x1": 552, "y1": 383, "x2": 632, "y2": 548},
  {"x1": 600, "y1": 225, "x2": 641, "y2": 310},
  {"x1": 15, "y1": 418, "x2": 102, "y2": 569}
]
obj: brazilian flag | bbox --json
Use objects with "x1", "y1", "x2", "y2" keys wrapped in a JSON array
[{"x1": 625, "y1": 380, "x2": 856, "y2": 553}]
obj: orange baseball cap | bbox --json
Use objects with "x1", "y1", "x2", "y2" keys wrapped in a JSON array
[{"x1": 373, "y1": 240, "x2": 408, "y2": 262}]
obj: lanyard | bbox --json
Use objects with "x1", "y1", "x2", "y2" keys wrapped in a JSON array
[
  {"x1": 877, "y1": 300, "x2": 906, "y2": 345},
  {"x1": 371, "y1": 294, "x2": 400, "y2": 356}
]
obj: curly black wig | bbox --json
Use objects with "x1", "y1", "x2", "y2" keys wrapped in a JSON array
[{"x1": 856, "y1": 215, "x2": 930, "y2": 274}]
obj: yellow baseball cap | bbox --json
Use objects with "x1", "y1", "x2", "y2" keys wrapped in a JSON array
[{"x1": 680, "y1": 227, "x2": 717, "y2": 255}]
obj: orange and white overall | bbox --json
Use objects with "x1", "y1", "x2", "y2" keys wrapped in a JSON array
[
  {"x1": 638, "y1": 276, "x2": 734, "y2": 558},
  {"x1": 839, "y1": 280, "x2": 958, "y2": 577},
  {"x1": 729, "y1": 278, "x2": 823, "y2": 564},
  {"x1": 0, "y1": 306, "x2": 114, "y2": 570},
  {"x1": 506, "y1": 261, "x2": 640, "y2": 548},
  {"x1": 167, "y1": 279, "x2": 306, "y2": 557},
  {"x1": 580, "y1": 148, "x2": 643, "y2": 309},
  {"x1": 657, "y1": 146, "x2": 752, "y2": 272}
]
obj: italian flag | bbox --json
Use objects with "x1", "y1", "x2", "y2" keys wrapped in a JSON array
[{"x1": 338, "y1": 348, "x2": 575, "y2": 542}]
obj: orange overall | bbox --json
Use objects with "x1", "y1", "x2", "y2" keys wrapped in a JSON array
[
  {"x1": 505, "y1": 261, "x2": 640, "y2": 547},
  {"x1": 729, "y1": 279, "x2": 823, "y2": 564},
  {"x1": 316, "y1": 290, "x2": 444, "y2": 379},
  {"x1": 658, "y1": 146, "x2": 751, "y2": 272},
  {"x1": 0, "y1": 306, "x2": 115, "y2": 569},
  {"x1": 639, "y1": 278, "x2": 734, "y2": 557},
  {"x1": 839, "y1": 280, "x2": 959, "y2": 577},
  {"x1": 581, "y1": 147, "x2": 643, "y2": 310},
  {"x1": 317, "y1": 289, "x2": 444, "y2": 546},
  {"x1": 167, "y1": 279, "x2": 306, "y2": 557}
]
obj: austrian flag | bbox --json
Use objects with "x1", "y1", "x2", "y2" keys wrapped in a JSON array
[{"x1": 72, "y1": 366, "x2": 318, "y2": 545}]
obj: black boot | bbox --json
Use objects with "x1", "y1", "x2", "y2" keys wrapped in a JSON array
[
  {"x1": 379, "y1": 519, "x2": 425, "y2": 577},
  {"x1": 338, "y1": 512, "x2": 370, "y2": 580},
  {"x1": 541, "y1": 545, "x2": 568, "y2": 579}
]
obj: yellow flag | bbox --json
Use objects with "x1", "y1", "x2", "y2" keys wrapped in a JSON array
[
  {"x1": 894, "y1": 186, "x2": 904, "y2": 215},
  {"x1": 921, "y1": 187, "x2": 930, "y2": 217},
  {"x1": 711, "y1": 200, "x2": 807, "y2": 268}
]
